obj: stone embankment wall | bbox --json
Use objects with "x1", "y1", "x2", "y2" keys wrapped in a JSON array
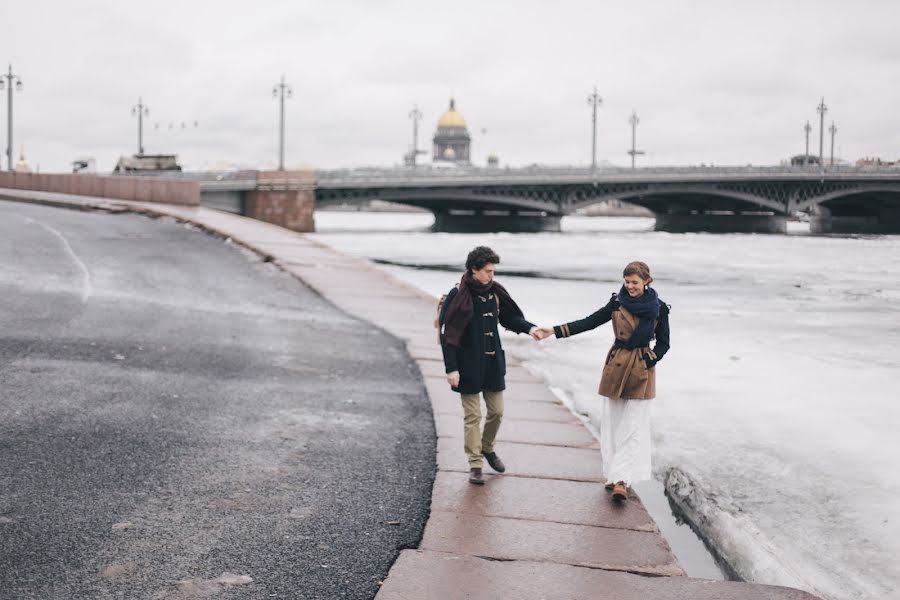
[{"x1": 0, "y1": 172, "x2": 199, "y2": 206}]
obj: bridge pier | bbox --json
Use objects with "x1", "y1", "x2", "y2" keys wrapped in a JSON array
[
  {"x1": 432, "y1": 211, "x2": 561, "y2": 233},
  {"x1": 654, "y1": 212, "x2": 786, "y2": 234},
  {"x1": 809, "y1": 206, "x2": 900, "y2": 234},
  {"x1": 244, "y1": 171, "x2": 316, "y2": 232}
]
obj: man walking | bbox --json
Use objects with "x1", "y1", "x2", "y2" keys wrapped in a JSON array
[{"x1": 438, "y1": 246, "x2": 538, "y2": 485}]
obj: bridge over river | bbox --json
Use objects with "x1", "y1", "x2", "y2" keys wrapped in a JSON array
[
  {"x1": 310, "y1": 166, "x2": 900, "y2": 233},
  {"x1": 179, "y1": 166, "x2": 900, "y2": 234}
]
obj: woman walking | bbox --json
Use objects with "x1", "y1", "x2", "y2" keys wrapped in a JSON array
[{"x1": 536, "y1": 261, "x2": 670, "y2": 502}]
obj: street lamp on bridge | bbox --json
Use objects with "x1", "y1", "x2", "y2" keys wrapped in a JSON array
[
  {"x1": 804, "y1": 120, "x2": 812, "y2": 159},
  {"x1": 829, "y1": 122, "x2": 837, "y2": 166},
  {"x1": 407, "y1": 104, "x2": 423, "y2": 167},
  {"x1": 816, "y1": 98, "x2": 828, "y2": 167},
  {"x1": 273, "y1": 75, "x2": 292, "y2": 171},
  {"x1": 131, "y1": 98, "x2": 149, "y2": 156},
  {"x1": 627, "y1": 111, "x2": 645, "y2": 169},
  {"x1": 0, "y1": 64, "x2": 24, "y2": 172},
  {"x1": 586, "y1": 86, "x2": 602, "y2": 170}
]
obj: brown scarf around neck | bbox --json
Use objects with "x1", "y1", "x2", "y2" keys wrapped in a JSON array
[{"x1": 441, "y1": 271, "x2": 523, "y2": 348}]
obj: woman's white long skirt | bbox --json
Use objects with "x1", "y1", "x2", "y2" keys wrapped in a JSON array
[{"x1": 600, "y1": 397, "x2": 652, "y2": 486}]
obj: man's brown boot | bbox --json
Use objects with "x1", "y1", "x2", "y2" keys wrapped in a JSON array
[
  {"x1": 605, "y1": 482, "x2": 615, "y2": 491},
  {"x1": 469, "y1": 467, "x2": 485, "y2": 485},
  {"x1": 482, "y1": 451, "x2": 506, "y2": 473},
  {"x1": 612, "y1": 481, "x2": 628, "y2": 502}
]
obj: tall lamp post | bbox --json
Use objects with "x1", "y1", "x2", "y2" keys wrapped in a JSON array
[
  {"x1": 627, "y1": 111, "x2": 645, "y2": 169},
  {"x1": 1, "y1": 64, "x2": 24, "y2": 171},
  {"x1": 273, "y1": 75, "x2": 292, "y2": 171},
  {"x1": 816, "y1": 97, "x2": 827, "y2": 167},
  {"x1": 803, "y1": 120, "x2": 812, "y2": 161},
  {"x1": 408, "y1": 104, "x2": 423, "y2": 167},
  {"x1": 829, "y1": 122, "x2": 837, "y2": 166},
  {"x1": 586, "y1": 86, "x2": 602, "y2": 170},
  {"x1": 131, "y1": 98, "x2": 149, "y2": 155}
]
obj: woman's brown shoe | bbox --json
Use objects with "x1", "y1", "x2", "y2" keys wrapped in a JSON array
[{"x1": 612, "y1": 481, "x2": 628, "y2": 501}]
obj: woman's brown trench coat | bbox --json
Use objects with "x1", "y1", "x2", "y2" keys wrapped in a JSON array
[
  {"x1": 599, "y1": 307, "x2": 657, "y2": 400},
  {"x1": 554, "y1": 292, "x2": 670, "y2": 400}
]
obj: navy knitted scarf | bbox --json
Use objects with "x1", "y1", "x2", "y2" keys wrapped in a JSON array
[{"x1": 616, "y1": 285, "x2": 660, "y2": 348}]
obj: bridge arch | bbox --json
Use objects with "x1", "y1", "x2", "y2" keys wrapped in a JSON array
[
  {"x1": 315, "y1": 187, "x2": 562, "y2": 215},
  {"x1": 567, "y1": 184, "x2": 787, "y2": 215},
  {"x1": 792, "y1": 183, "x2": 900, "y2": 213}
]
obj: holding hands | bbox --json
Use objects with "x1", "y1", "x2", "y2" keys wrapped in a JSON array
[{"x1": 529, "y1": 326, "x2": 555, "y2": 341}]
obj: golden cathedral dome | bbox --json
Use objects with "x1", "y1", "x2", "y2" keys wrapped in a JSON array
[{"x1": 437, "y1": 98, "x2": 467, "y2": 129}]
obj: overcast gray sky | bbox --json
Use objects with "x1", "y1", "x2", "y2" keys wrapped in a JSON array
[{"x1": 3, "y1": 0, "x2": 899, "y2": 172}]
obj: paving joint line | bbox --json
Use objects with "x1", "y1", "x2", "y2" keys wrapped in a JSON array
[
  {"x1": 435, "y1": 434, "x2": 597, "y2": 449},
  {"x1": 427, "y1": 508, "x2": 660, "y2": 534},
  {"x1": 435, "y1": 468, "x2": 604, "y2": 484},
  {"x1": 418, "y1": 549, "x2": 680, "y2": 580},
  {"x1": 421, "y1": 548, "x2": 678, "y2": 578}
]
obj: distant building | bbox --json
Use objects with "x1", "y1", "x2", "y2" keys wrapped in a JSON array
[
  {"x1": 113, "y1": 154, "x2": 182, "y2": 174},
  {"x1": 856, "y1": 157, "x2": 898, "y2": 167},
  {"x1": 432, "y1": 98, "x2": 471, "y2": 164}
]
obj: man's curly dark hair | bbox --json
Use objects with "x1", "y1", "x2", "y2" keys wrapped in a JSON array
[{"x1": 465, "y1": 246, "x2": 500, "y2": 271}]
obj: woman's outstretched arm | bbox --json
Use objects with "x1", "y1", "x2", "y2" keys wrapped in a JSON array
[{"x1": 552, "y1": 295, "x2": 617, "y2": 339}]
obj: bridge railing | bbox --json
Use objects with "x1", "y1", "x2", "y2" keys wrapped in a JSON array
[
  {"x1": 125, "y1": 165, "x2": 900, "y2": 191},
  {"x1": 312, "y1": 164, "x2": 900, "y2": 186}
]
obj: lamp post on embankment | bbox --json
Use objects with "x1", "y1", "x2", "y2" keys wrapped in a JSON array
[
  {"x1": 272, "y1": 75, "x2": 292, "y2": 171},
  {"x1": 131, "y1": 98, "x2": 149, "y2": 155},
  {"x1": 1, "y1": 64, "x2": 24, "y2": 171},
  {"x1": 587, "y1": 86, "x2": 602, "y2": 170}
]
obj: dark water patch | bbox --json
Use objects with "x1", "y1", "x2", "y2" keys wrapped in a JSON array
[
  {"x1": 372, "y1": 259, "x2": 723, "y2": 288},
  {"x1": 634, "y1": 478, "x2": 734, "y2": 580},
  {"x1": 372, "y1": 259, "x2": 622, "y2": 284}
]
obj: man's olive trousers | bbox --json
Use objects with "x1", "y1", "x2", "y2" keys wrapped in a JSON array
[{"x1": 460, "y1": 390, "x2": 504, "y2": 468}]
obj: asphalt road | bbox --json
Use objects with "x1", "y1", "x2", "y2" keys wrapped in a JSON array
[{"x1": 0, "y1": 201, "x2": 435, "y2": 599}]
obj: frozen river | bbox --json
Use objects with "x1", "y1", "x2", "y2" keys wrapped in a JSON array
[{"x1": 313, "y1": 211, "x2": 900, "y2": 600}]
